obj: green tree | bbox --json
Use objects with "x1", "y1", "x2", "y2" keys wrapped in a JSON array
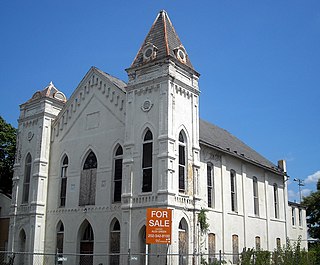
[
  {"x1": 302, "y1": 179, "x2": 320, "y2": 240},
  {"x1": 0, "y1": 116, "x2": 16, "y2": 194}
]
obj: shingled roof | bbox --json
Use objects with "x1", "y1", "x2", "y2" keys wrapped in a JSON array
[
  {"x1": 130, "y1": 10, "x2": 194, "y2": 70},
  {"x1": 199, "y1": 119, "x2": 283, "y2": 174}
]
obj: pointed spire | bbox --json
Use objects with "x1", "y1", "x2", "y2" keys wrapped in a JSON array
[{"x1": 130, "y1": 10, "x2": 194, "y2": 70}]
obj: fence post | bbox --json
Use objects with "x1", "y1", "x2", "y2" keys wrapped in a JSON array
[
  {"x1": 219, "y1": 250, "x2": 222, "y2": 265},
  {"x1": 127, "y1": 248, "x2": 131, "y2": 265}
]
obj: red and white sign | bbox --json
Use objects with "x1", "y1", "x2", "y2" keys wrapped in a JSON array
[{"x1": 146, "y1": 208, "x2": 172, "y2": 244}]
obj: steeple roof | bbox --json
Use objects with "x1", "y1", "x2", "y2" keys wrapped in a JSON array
[{"x1": 130, "y1": 10, "x2": 194, "y2": 70}]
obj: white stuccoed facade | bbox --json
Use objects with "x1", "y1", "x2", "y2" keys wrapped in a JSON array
[{"x1": 8, "y1": 10, "x2": 307, "y2": 265}]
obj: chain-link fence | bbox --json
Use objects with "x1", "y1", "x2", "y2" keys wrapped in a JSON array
[{"x1": 0, "y1": 251, "x2": 239, "y2": 265}]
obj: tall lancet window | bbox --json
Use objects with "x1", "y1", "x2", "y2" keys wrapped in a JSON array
[
  {"x1": 22, "y1": 153, "x2": 32, "y2": 203},
  {"x1": 253, "y1": 176, "x2": 259, "y2": 216},
  {"x1": 56, "y1": 221, "x2": 64, "y2": 254},
  {"x1": 207, "y1": 163, "x2": 214, "y2": 208},
  {"x1": 274, "y1": 183, "x2": 279, "y2": 219},
  {"x1": 113, "y1": 145, "x2": 123, "y2": 202},
  {"x1": 79, "y1": 151, "x2": 97, "y2": 206},
  {"x1": 60, "y1": 156, "x2": 68, "y2": 207},
  {"x1": 110, "y1": 219, "x2": 121, "y2": 265},
  {"x1": 178, "y1": 131, "x2": 186, "y2": 193},
  {"x1": 230, "y1": 170, "x2": 237, "y2": 212},
  {"x1": 142, "y1": 130, "x2": 153, "y2": 192}
]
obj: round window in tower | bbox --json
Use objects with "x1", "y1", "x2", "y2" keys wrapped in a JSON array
[
  {"x1": 143, "y1": 46, "x2": 155, "y2": 61},
  {"x1": 177, "y1": 49, "x2": 186, "y2": 63}
]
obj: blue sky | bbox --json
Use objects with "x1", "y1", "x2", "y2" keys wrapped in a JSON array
[{"x1": 1, "y1": 1, "x2": 319, "y2": 202}]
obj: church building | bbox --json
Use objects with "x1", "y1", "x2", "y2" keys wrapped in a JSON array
[{"x1": 8, "y1": 10, "x2": 307, "y2": 265}]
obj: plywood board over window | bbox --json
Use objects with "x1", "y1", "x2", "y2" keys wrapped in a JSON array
[{"x1": 79, "y1": 151, "x2": 97, "y2": 206}]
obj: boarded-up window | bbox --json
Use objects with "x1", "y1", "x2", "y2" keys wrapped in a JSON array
[
  {"x1": 60, "y1": 156, "x2": 68, "y2": 207},
  {"x1": 232, "y1": 234, "x2": 239, "y2": 264},
  {"x1": 179, "y1": 219, "x2": 188, "y2": 265},
  {"x1": 110, "y1": 220, "x2": 120, "y2": 265},
  {"x1": 79, "y1": 151, "x2": 97, "y2": 206},
  {"x1": 207, "y1": 164, "x2": 214, "y2": 208},
  {"x1": 255, "y1": 236, "x2": 261, "y2": 250},
  {"x1": 22, "y1": 153, "x2": 32, "y2": 203},
  {"x1": 208, "y1": 233, "x2": 216, "y2": 263},
  {"x1": 142, "y1": 130, "x2": 152, "y2": 192},
  {"x1": 113, "y1": 146, "x2": 123, "y2": 202},
  {"x1": 179, "y1": 131, "x2": 186, "y2": 193},
  {"x1": 253, "y1": 177, "x2": 259, "y2": 216}
]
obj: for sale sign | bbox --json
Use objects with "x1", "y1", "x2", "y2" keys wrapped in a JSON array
[{"x1": 146, "y1": 208, "x2": 172, "y2": 244}]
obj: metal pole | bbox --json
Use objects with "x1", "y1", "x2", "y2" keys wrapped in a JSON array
[{"x1": 294, "y1": 178, "x2": 305, "y2": 203}]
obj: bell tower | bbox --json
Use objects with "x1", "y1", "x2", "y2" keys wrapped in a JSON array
[
  {"x1": 9, "y1": 82, "x2": 66, "y2": 259},
  {"x1": 123, "y1": 9, "x2": 201, "y2": 208}
]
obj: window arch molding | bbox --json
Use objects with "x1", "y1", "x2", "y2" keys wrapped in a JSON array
[{"x1": 80, "y1": 148, "x2": 99, "y2": 170}]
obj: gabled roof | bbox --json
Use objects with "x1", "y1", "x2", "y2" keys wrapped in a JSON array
[
  {"x1": 130, "y1": 10, "x2": 194, "y2": 70},
  {"x1": 93, "y1": 67, "x2": 126, "y2": 92},
  {"x1": 199, "y1": 119, "x2": 284, "y2": 174}
]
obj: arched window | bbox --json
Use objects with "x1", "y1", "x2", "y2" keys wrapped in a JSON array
[
  {"x1": 113, "y1": 146, "x2": 123, "y2": 202},
  {"x1": 179, "y1": 218, "x2": 188, "y2": 265},
  {"x1": 60, "y1": 156, "x2": 68, "y2": 207},
  {"x1": 80, "y1": 221, "x2": 94, "y2": 265},
  {"x1": 207, "y1": 163, "x2": 214, "y2": 208},
  {"x1": 273, "y1": 183, "x2": 279, "y2": 218},
  {"x1": 232, "y1": 234, "x2": 239, "y2": 264},
  {"x1": 110, "y1": 219, "x2": 121, "y2": 265},
  {"x1": 56, "y1": 221, "x2": 64, "y2": 254},
  {"x1": 230, "y1": 170, "x2": 237, "y2": 212},
  {"x1": 208, "y1": 233, "x2": 216, "y2": 263},
  {"x1": 142, "y1": 130, "x2": 153, "y2": 192},
  {"x1": 79, "y1": 151, "x2": 97, "y2": 206},
  {"x1": 18, "y1": 229, "x2": 27, "y2": 265},
  {"x1": 253, "y1": 177, "x2": 259, "y2": 216},
  {"x1": 178, "y1": 131, "x2": 186, "y2": 193},
  {"x1": 22, "y1": 153, "x2": 32, "y2": 203}
]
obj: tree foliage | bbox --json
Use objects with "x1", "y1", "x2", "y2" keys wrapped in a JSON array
[
  {"x1": 0, "y1": 116, "x2": 16, "y2": 194},
  {"x1": 302, "y1": 179, "x2": 320, "y2": 240}
]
